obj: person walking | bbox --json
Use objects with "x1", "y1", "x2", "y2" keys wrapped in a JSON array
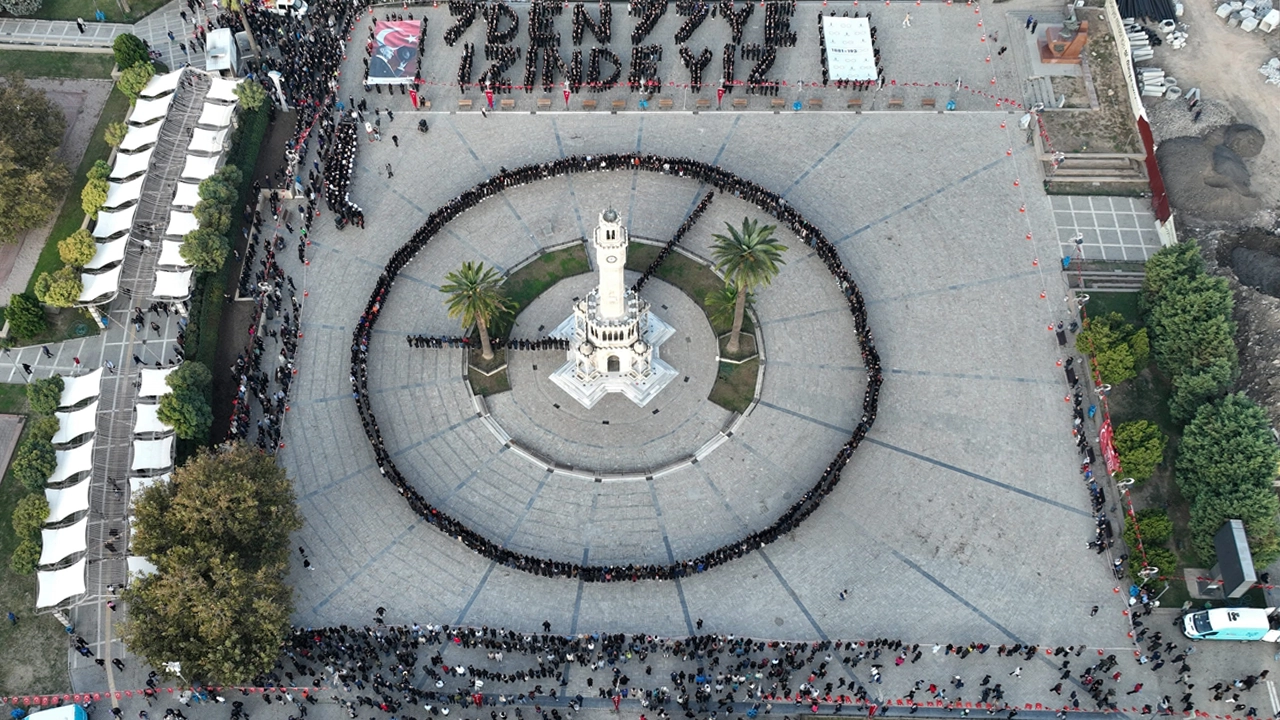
[
  {"x1": 1010, "y1": 667, "x2": 1022, "y2": 678},
  {"x1": 41, "y1": 345, "x2": 52, "y2": 358},
  {"x1": 1026, "y1": 14, "x2": 1034, "y2": 29},
  {"x1": 901, "y1": 13, "x2": 911, "y2": 27},
  {"x1": 386, "y1": 163, "x2": 394, "y2": 178},
  {"x1": 76, "y1": 17, "x2": 87, "y2": 32},
  {"x1": 21, "y1": 363, "x2": 32, "y2": 376}
]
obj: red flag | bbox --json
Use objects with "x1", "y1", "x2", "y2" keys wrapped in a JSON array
[
  {"x1": 409, "y1": 88, "x2": 419, "y2": 108},
  {"x1": 716, "y1": 87, "x2": 725, "y2": 105},
  {"x1": 612, "y1": 695, "x2": 621, "y2": 711},
  {"x1": 563, "y1": 88, "x2": 571, "y2": 107},
  {"x1": 484, "y1": 88, "x2": 494, "y2": 108}
]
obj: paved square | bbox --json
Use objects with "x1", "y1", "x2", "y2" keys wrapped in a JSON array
[{"x1": 1052, "y1": 195, "x2": 1164, "y2": 261}]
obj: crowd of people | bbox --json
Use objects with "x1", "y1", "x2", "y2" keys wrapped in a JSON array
[
  {"x1": 817, "y1": 11, "x2": 884, "y2": 89},
  {"x1": 630, "y1": 0, "x2": 669, "y2": 44},
  {"x1": 632, "y1": 191, "x2": 714, "y2": 294},
  {"x1": 406, "y1": 335, "x2": 571, "y2": 352},
  {"x1": 348, "y1": 153, "x2": 881, "y2": 583},
  {"x1": 572, "y1": 2, "x2": 611, "y2": 45},
  {"x1": 324, "y1": 119, "x2": 366, "y2": 229}
]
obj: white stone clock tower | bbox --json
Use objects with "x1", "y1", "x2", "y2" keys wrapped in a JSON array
[{"x1": 549, "y1": 208, "x2": 677, "y2": 408}]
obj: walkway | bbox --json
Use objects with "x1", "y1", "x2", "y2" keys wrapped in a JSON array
[{"x1": 0, "y1": 17, "x2": 130, "y2": 49}]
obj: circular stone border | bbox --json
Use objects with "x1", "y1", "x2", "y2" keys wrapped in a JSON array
[{"x1": 350, "y1": 153, "x2": 883, "y2": 582}]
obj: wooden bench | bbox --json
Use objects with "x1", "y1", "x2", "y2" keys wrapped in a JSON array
[
  {"x1": 847, "y1": 97, "x2": 862, "y2": 110},
  {"x1": 921, "y1": 97, "x2": 936, "y2": 109},
  {"x1": 658, "y1": 97, "x2": 674, "y2": 109},
  {"x1": 537, "y1": 97, "x2": 552, "y2": 110},
  {"x1": 732, "y1": 97, "x2": 748, "y2": 109},
  {"x1": 770, "y1": 97, "x2": 786, "y2": 108},
  {"x1": 582, "y1": 99, "x2": 597, "y2": 110},
  {"x1": 807, "y1": 97, "x2": 823, "y2": 109},
  {"x1": 887, "y1": 97, "x2": 904, "y2": 109},
  {"x1": 500, "y1": 98, "x2": 515, "y2": 110},
  {"x1": 611, "y1": 99, "x2": 626, "y2": 110},
  {"x1": 458, "y1": 98, "x2": 473, "y2": 110},
  {"x1": 695, "y1": 97, "x2": 711, "y2": 109}
]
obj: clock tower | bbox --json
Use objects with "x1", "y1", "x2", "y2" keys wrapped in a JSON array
[{"x1": 594, "y1": 207, "x2": 628, "y2": 319}]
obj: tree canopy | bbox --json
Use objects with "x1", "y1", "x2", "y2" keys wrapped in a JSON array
[
  {"x1": 26, "y1": 375, "x2": 65, "y2": 416},
  {"x1": 0, "y1": 78, "x2": 70, "y2": 244},
  {"x1": 123, "y1": 443, "x2": 303, "y2": 683},
  {"x1": 4, "y1": 293, "x2": 46, "y2": 339},
  {"x1": 58, "y1": 229, "x2": 98, "y2": 268},
  {"x1": 710, "y1": 217, "x2": 786, "y2": 355},
  {"x1": 11, "y1": 434, "x2": 55, "y2": 493},
  {"x1": 1112, "y1": 420, "x2": 1166, "y2": 483},
  {"x1": 233, "y1": 79, "x2": 268, "y2": 111},
  {"x1": 180, "y1": 228, "x2": 230, "y2": 273},
  {"x1": 118, "y1": 62, "x2": 156, "y2": 101},
  {"x1": 0, "y1": 0, "x2": 44, "y2": 17},
  {"x1": 1074, "y1": 312, "x2": 1149, "y2": 385},
  {"x1": 11, "y1": 493, "x2": 49, "y2": 538},
  {"x1": 34, "y1": 266, "x2": 84, "y2": 308},
  {"x1": 82, "y1": 177, "x2": 109, "y2": 219},
  {"x1": 157, "y1": 361, "x2": 213, "y2": 440},
  {"x1": 104, "y1": 121, "x2": 129, "y2": 148},
  {"x1": 440, "y1": 261, "x2": 508, "y2": 360},
  {"x1": 112, "y1": 34, "x2": 151, "y2": 70}
]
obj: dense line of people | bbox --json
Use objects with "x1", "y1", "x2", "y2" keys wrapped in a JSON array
[
  {"x1": 406, "y1": 335, "x2": 571, "y2": 352},
  {"x1": 817, "y1": 10, "x2": 883, "y2": 89},
  {"x1": 572, "y1": 2, "x2": 611, "y2": 45},
  {"x1": 324, "y1": 120, "x2": 365, "y2": 230},
  {"x1": 632, "y1": 190, "x2": 714, "y2": 294},
  {"x1": 349, "y1": 154, "x2": 882, "y2": 583}
]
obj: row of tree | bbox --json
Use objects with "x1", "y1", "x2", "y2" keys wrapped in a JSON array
[
  {"x1": 183, "y1": 166, "x2": 241, "y2": 273},
  {"x1": 9, "y1": 376, "x2": 65, "y2": 575}
]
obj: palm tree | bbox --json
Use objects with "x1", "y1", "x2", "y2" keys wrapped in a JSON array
[
  {"x1": 710, "y1": 217, "x2": 787, "y2": 354},
  {"x1": 439, "y1": 261, "x2": 509, "y2": 360},
  {"x1": 705, "y1": 284, "x2": 752, "y2": 336}
]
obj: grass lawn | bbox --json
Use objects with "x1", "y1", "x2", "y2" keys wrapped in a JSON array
[
  {"x1": 625, "y1": 243, "x2": 753, "y2": 336},
  {"x1": 27, "y1": 0, "x2": 169, "y2": 23},
  {"x1": 1087, "y1": 292, "x2": 1140, "y2": 326},
  {"x1": 708, "y1": 358, "x2": 758, "y2": 413},
  {"x1": 468, "y1": 365, "x2": 511, "y2": 397},
  {"x1": 19, "y1": 307, "x2": 100, "y2": 347},
  {"x1": 491, "y1": 245, "x2": 590, "y2": 337},
  {"x1": 0, "y1": 422, "x2": 74, "y2": 695},
  {"x1": 0, "y1": 384, "x2": 28, "y2": 415},
  {"x1": 0, "y1": 50, "x2": 114, "y2": 79},
  {"x1": 25, "y1": 86, "x2": 129, "y2": 298}
]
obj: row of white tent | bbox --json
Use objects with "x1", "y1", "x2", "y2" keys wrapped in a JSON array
[{"x1": 35, "y1": 370, "x2": 176, "y2": 608}]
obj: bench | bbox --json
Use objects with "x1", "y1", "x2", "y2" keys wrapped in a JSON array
[
  {"x1": 458, "y1": 98, "x2": 473, "y2": 110},
  {"x1": 582, "y1": 99, "x2": 597, "y2": 110},
  {"x1": 611, "y1": 99, "x2": 626, "y2": 110},
  {"x1": 847, "y1": 97, "x2": 862, "y2": 109},
  {"x1": 807, "y1": 97, "x2": 823, "y2": 109},
  {"x1": 921, "y1": 97, "x2": 936, "y2": 109},
  {"x1": 695, "y1": 97, "x2": 711, "y2": 109},
  {"x1": 732, "y1": 97, "x2": 748, "y2": 109},
  {"x1": 537, "y1": 97, "x2": 552, "y2": 110},
  {"x1": 770, "y1": 97, "x2": 786, "y2": 108},
  {"x1": 658, "y1": 97, "x2": 674, "y2": 109},
  {"x1": 500, "y1": 98, "x2": 515, "y2": 110},
  {"x1": 887, "y1": 97, "x2": 904, "y2": 109}
]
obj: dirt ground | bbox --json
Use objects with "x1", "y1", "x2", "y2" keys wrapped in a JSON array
[{"x1": 1142, "y1": 0, "x2": 1280, "y2": 224}]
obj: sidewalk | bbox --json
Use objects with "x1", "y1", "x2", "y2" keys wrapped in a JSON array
[{"x1": 0, "y1": 17, "x2": 131, "y2": 49}]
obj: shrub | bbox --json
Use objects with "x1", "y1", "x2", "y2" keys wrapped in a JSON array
[
  {"x1": 118, "y1": 62, "x2": 156, "y2": 101},
  {"x1": 4, "y1": 293, "x2": 47, "y2": 339},
  {"x1": 9, "y1": 538, "x2": 41, "y2": 575},
  {"x1": 1113, "y1": 420, "x2": 1167, "y2": 483},
  {"x1": 33, "y1": 266, "x2": 84, "y2": 308},
  {"x1": 86, "y1": 159, "x2": 111, "y2": 182},
  {"x1": 11, "y1": 494, "x2": 50, "y2": 538},
  {"x1": 112, "y1": 34, "x2": 150, "y2": 71},
  {"x1": 11, "y1": 437, "x2": 55, "y2": 493},
  {"x1": 233, "y1": 80, "x2": 267, "y2": 111},
  {"x1": 1130, "y1": 546, "x2": 1178, "y2": 583},
  {"x1": 1122, "y1": 507, "x2": 1174, "y2": 549},
  {"x1": 26, "y1": 375, "x2": 65, "y2": 416},
  {"x1": 81, "y1": 177, "x2": 109, "y2": 219},
  {"x1": 58, "y1": 229, "x2": 98, "y2": 268},
  {"x1": 1074, "y1": 312, "x2": 1149, "y2": 385},
  {"x1": 180, "y1": 228, "x2": 230, "y2": 272},
  {"x1": 0, "y1": 0, "x2": 44, "y2": 17},
  {"x1": 104, "y1": 121, "x2": 129, "y2": 148}
]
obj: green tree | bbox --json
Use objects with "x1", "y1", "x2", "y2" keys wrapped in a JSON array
[
  {"x1": 26, "y1": 375, "x2": 65, "y2": 416},
  {"x1": 192, "y1": 198, "x2": 231, "y2": 234},
  {"x1": 1188, "y1": 484, "x2": 1280, "y2": 566},
  {"x1": 233, "y1": 79, "x2": 268, "y2": 111},
  {"x1": 157, "y1": 361, "x2": 213, "y2": 440},
  {"x1": 11, "y1": 437, "x2": 55, "y2": 492},
  {"x1": 1112, "y1": 420, "x2": 1166, "y2": 483},
  {"x1": 1122, "y1": 507, "x2": 1174, "y2": 549},
  {"x1": 123, "y1": 443, "x2": 302, "y2": 683},
  {"x1": 4, "y1": 293, "x2": 47, "y2": 339},
  {"x1": 9, "y1": 538, "x2": 41, "y2": 575},
  {"x1": 1168, "y1": 356, "x2": 1236, "y2": 425},
  {"x1": 33, "y1": 266, "x2": 83, "y2": 308},
  {"x1": 82, "y1": 176, "x2": 109, "y2": 219},
  {"x1": 28, "y1": 414, "x2": 59, "y2": 444},
  {"x1": 441, "y1": 261, "x2": 509, "y2": 360},
  {"x1": 710, "y1": 218, "x2": 787, "y2": 355},
  {"x1": 1073, "y1": 312, "x2": 1149, "y2": 385},
  {"x1": 11, "y1": 493, "x2": 50, "y2": 538},
  {"x1": 180, "y1": 228, "x2": 230, "y2": 273},
  {"x1": 1140, "y1": 241, "x2": 1204, "y2": 318},
  {"x1": 112, "y1": 34, "x2": 151, "y2": 70},
  {"x1": 86, "y1": 159, "x2": 111, "y2": 182},
  {"x1": 197, "y1": 176, "x2": 237, "y2": 207},
  {"x1": 1146, "y1": 275, "x2": 1235, "y2": 378},
  {"x1": 58, "y1": 229, "x2": 98, "y2": 268},
  {"x1": 0, "y1": 78, "x2": 70, "y2": 244},
  {"x1": 0, "y1": 0, "x2": 44, "y2": 16},
  {"x1": 210, "y1": 164, "x2": 242, "y2": 191},
  {"x1": 104, "y1": 121, "x2": 129, "y2": 148},
  {"x1": 705, "y1": 284, "x2": 752, "y2": 334},
  {"x1": 118, "y1": 62, "x2": 156, "y2": 101}
]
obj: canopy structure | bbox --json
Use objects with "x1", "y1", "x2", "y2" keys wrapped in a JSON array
[
  {"x1": 85, "y1": 237, "x2": 129, "y2": 271},
  {"x1": 129, "y1": 95, "x2": 173, "y2": 125},
  {"x1": 118, "y1": 122, "x2": 162, "y2": 152},
  {"x1": 171, "y1": 181, "x2": 202, "y2": 208},
  {"x1": 50, "y1": 441, "x2": 94, "y2": 485},
  {"x1": 131, "y1": 437, "x2": 174, "y2": 472},
  {"x1": 60, "y1": 369, "x2": 103, "y2": 409},
  {"x1": 153, "y1": 269, "x2": 193, "y2": 299},
  {"x1": 45, "y1": 478, "x2": 91, "y2": 524},
  {"x1": 52, "y1": 401, "x2": 98, "y2": 445},
  {"x1": 91, "y1": 206, "x2": 135, "y2": 240},
  {"x1": 206, "y1": 77, "x2": 241, "y2": 103},
  {"x1": 127, "y1": 555, "x2": 159, "y2": 577},
  {"x1": 129, "y1": 472, "x2": 168, "y2": 495},
  {"x1": 38, "y1": 515, "x2": 89, "y2": 566},
  {"x1": 140, "y1": 69, "x2": 183, "y2": 98},
  {"x1": 138, "y1": 366, "x2": 178, "y2": 398},
  {"x1": 180, "y1": 154, "x2": 220, "y2": 182},
  {"x1": 158, "y1": 240, "x2": 190, "y2": 268},
  {"x1": 167, "y1": 210, "x2": 199, "y2": 237},
  {"x1": 197, "y1": 102, "x2": 235, "y2": 128},
  {"x1": 188, "y1": 127, "x2": 229, "y2": 154},
  {"x1": 133, "y1": 403, "x2": 173, "y2": 435},
  {"x1": 79, "y1": 265, "x2": 122, "y2": 304},
  {"x1": 104, "y1": 176, "x2": 145, "y2": 209},
  {"x1": 36, "y1": 557, "x2": 86, "y2": 607},
  {"x1": 108, "y1": 148, "x2": 153, "y2": 180}
]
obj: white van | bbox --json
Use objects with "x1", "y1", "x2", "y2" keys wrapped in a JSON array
[{"x1": 1181, "y1": 607, "x2": 1280, "y2": 642}]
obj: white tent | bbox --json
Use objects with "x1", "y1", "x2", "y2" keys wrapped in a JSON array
[
  {"x1": 79, "y1": 265, "x2": 122, "y2": 303},
  {"x1": 197, "y1": 102, "x2": 235, "y2": 128},
  {"x1": 84, "y1": 237, "x2": 129, "y2": 271},
  {"x1": 52, "y1": 401, "x2": 98, "y2": 445},
  {"x1": 158, "y1": 240, "x2": 190, "y2": 268},
  {"x1": 118, "y1": 122, "x2": 162, "y2": 152},
  {"x1": 38, "y1": 515, "x2": 89, "y2": 566},
  {"x1": 167, "y1": 210, "x2": 200, "y2": 237},
  {"x1": 108, "y1": 148, "x2": 153, "y2": 180},
  {"x1": 180, "y1": 154, "x2": 220, "y2": 182},
  {"x1": 206, "y1": 77, "x2": 241, "y2": 103},
  {"x1": 188, "y1": 127, "x2": 228, "y2": 155},
  {"x1": 104, "y1": 176, "x2": 145, "y2": 209},
  {"x1": 128, "y1": 95, "x2": 173, "y2": 125},
  {"x1": 153, "y1": 269, "x2": 193, "y2": 299},
  {"x1": 130, "y1": 472, "x2": 168, "y2": 496},
  {"x1": 60, "y1": 369, "x2": 103, "y2": 409},
  {"x1": 45, "y1": 478, "x2": 92, "y2": 524},
  {"x1": 138, "y1": 366, "x2": 178, "y2": 398},
  {"x1": 127, "y1": 555, "x2": 159, "y2": 577},
  {"x1": 36, "y1": 557, "x2": 86, "y2": 607},
  {"x1": 171, "y1": 181, "x2": 202, "y2": 209},
  {"x1": 91, "y1": 206, "x2": 135, "y2": 240},
  {"x1": 133, "y1": 403, "x2": 173, "y2": 435},
  {"x1": 131, "y1": 437, "x2": 174, "y2": 472},
  {"x1": 140, "y1": 69, "x2": 183, "y2": 98},
  {"x1": 49, "y1": 441, "x2": 94, "y2": 485}
]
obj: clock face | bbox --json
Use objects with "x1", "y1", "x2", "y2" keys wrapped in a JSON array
[{"x1": 606, "y1": 255, "x2": 617, "y2": 263}]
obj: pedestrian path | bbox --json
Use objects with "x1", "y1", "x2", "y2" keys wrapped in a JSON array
[{"x1": 0, "y1": 17, "x2": 130, "y2": 49}]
